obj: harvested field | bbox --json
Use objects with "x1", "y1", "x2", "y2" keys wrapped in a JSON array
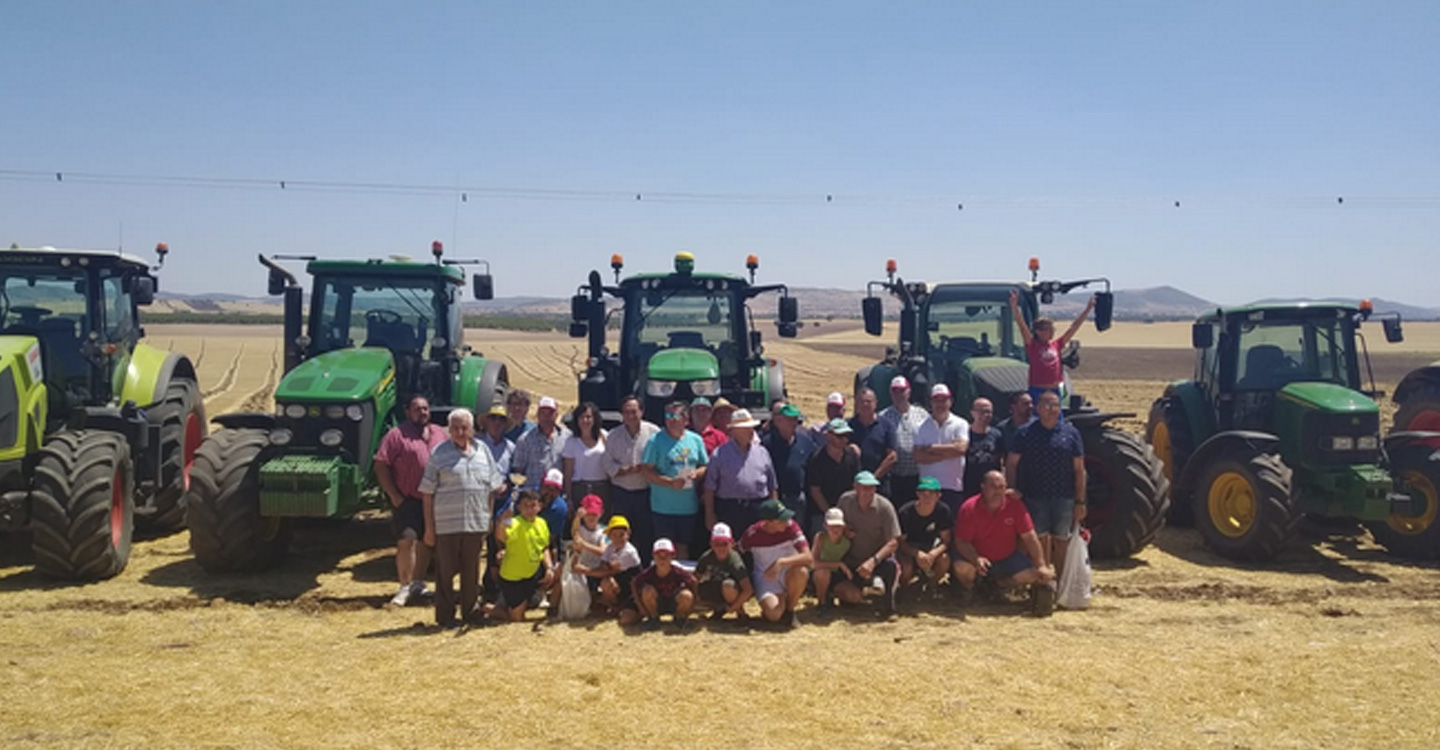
[{"x1": 4, "y1": 323, "x2": 1437, "y2": 749}]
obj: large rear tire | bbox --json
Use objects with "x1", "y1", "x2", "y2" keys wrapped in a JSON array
[
  {"x1": 136, "y1": 378, "x2": 206, "y2": 532},
  {"x1": 1194, "y1": 447, "x2": 1296, "y2": 561},
  {"x1": 1145, "y1": 396, "x2": 1195, "y2": 526},
  {"x1": 1367, "y1": 445, "x2": 1440, "y2": 560},
  {"x1": 29, "y1": 431, "x2": 135, "y2": 580},
  {"x1": 186, "y1": 427, "x2": 290, "y2": 572},
  {"x1": 1394, "y1": 382, "x2": 1440, "y2": 451},
  {"x1": 1082, "y1": 425, "x2": 1169, "y2": 559}
]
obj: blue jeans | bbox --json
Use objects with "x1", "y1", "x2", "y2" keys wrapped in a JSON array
[{"x1": 1023, "y1": 496, "x2": 1075, "y2": 539}]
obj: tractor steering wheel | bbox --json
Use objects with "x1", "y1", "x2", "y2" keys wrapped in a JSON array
[
  {"x1": 365, "y1": 308, "x2": 404, "y2": 326},
  {"x1": 7, "y1": 305, "x2": 53, "y2": 326}
]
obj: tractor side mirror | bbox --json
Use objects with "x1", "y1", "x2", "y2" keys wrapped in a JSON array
[
  {"x1": 1383, "y1": 317, "x2": 1404, "y2": 343},
  {"x1": 571, "y1": 294, "x2": 589, "y2": 323},
  {"x1": 131, "y1": 277, "x2": 156, "y2": 306},
  {"x1": 862, "y1": 297, "x2": 883, "y2": 336},
  {"x1": 267, "y1": 269, "x2": 287, "y2": 296},
  {"x1": 1094, "y1": 292, "x2": 1114, "y2": 331},
  {"x1": 472, "y1": 274, "x2": 495, "y2": 301},
  {"x1": 569, "y1": 321, "x2": 588, "y2": 339},
  {"x1": 1192, "y1": 322, "x2": 1214, "y2": 349},
  {"x1": 777, "y1": 322, "x2": 798, "y2": 339},
  {"x1": 778, "y1": 296, "x2": 798, "y2": 326}
]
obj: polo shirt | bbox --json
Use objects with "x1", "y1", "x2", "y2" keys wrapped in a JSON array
[
  {"x1": 847, "y1": 415, "x2": 895, "y2": 474},
  {"x1": 499, "y1": 515, "x2": 550, "y2": 581},
  {"x1": 836, "y1": 490, "x2": 901, "y2": 568},
  {"x1": 374, "y1": 421, "x2": 446, "y2": 499},
  {"x1": 699, "y1": 424, "x2": 728, "y2": 456},
  {"x1": 806, "y1": 445, "x2": 861, "y2": 510},
  {"x1": 703, "y1": 438, "x2": 776, "y2": 500},
  {"x1": 417, "y1": 439, "x2": 501, "y2": 535},
  {"x1": 642, "y1": 429, "x2": 708, "y2": 515},
  {"x1": 604, "y1": 421, "x2": 660, "y2": 493},
  {"x1": 898, "y1": 499, "x2": 953, "y2": 551},
  {"x1": 1011, "y1": 420, "x2": 1085, "y2": 500},
  {"x1": 763, "y1": 428, "x2": 818, "y2": 501},
  {"x1": 915, "y1": 411, "x2": 971, "y2": 492},
  {"x1": 955, "y1": 493, "x2": 1035, "y2": 562}
]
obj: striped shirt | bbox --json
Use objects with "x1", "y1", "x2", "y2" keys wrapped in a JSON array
[
  {"x1": 879, "y1": 404, "x2": 930, "y2": 477},
  {"x1": 418, "y1": 439, "x2": 502, "y2": 535},
  {"x1": 512, "y1": 423, "x2": 572, "y2": 489}
]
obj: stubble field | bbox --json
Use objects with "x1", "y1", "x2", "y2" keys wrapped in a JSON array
[{"x1": 2, "y1": 322, "x2": 1439, "y2": 749}]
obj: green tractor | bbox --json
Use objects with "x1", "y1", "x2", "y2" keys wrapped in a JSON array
[
  {"x1": 186, "y1": 242, "x2": 508, "y2": 572},
  {"x1": 0, "y1": 243, "x2": 204, "y2": 580},
  {"x1": 856, "y1": 257, "x2": 1169, "y2": 560},
  {"x1": 569, "y1": 251, "x2": 799, "y2": 423},
  {"x1": 1145, "y1": 302, "x2": 1440, "y2": 560}
]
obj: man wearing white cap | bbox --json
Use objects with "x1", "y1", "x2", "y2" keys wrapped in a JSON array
[
  {"x1": 915, "y1": 383, "x2": 970, "y2": 518},
  {"x1": 809, "y1": 391, "x2": 849, "y2": 443},
  {"x1": 512, "y1": 395, "x2": 572, "y2": 491},
  {"x1": 878, "y1": 376, "x2": 929, "y2": 506}
]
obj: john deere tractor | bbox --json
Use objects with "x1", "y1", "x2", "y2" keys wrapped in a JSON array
[
  {"x1": 186, "y1": 242, "x2": 507, "y2": 572},
  {"x1": 569, "y1": 252, "x2": 799, "y2": 423},
  {"x1": 1, "y1": 243, "x2": 204, "y2": 580},
  {"x1": 856, "y1": 257, "x2": 1168, "y2": 560},
  {"x1": 1145, "y1": 302, "x2": 1440, "y2": 560}
]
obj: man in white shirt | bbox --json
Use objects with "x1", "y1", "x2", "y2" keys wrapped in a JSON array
[{"x1": 914, "y1": 384, "x2": 970, "y2": 519}]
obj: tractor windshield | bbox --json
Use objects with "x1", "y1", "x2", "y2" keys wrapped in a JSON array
[
  {"x1": 925, "y1": 298, "x2": 1025, "y2": 361},
  {"x1": 0, "y1": 268, "x2": 92, "y2": 390},
  {"x1": 1235, "y1": 318, "x2": 1356, "y2": 390},
  {"x1": 312, "y1": 276, "x2": 447, "y2": 358},
  {"x1": 625, "y1": 288, "x2": 739, "y2": 375}
]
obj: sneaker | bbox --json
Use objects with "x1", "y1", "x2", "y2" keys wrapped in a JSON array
[
  {"x1": 641, "y1": 617, "x2": 663, "y2": 632},
  {"x1": 783, "y1": 609, "x2": 800, "y2": 630},
  {"x1": 864, "y1": 576, "x2": 885, "y2": 596},
  {"x1": 1031, "y1": 585, "x2": 1055, "y2": 618},
  {"x1": 409, "y1": 581, "x2": 433, "y2": 599},
  {"x1": 710, "y1": 608, "x2": 728, "y2": 622},
  {"x1": 389, "y1": 585, "x2": 412, "y2": 607}
]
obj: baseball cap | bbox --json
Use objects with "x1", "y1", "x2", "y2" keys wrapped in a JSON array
[
  {"x1": 691, "y1": 396, "x2": 713, "y2": 407},
  {"x1": 580, "y1": 494, "x2": 604, "y2": 516},
  {"x1": 827, "y1": 417, "x2": 853, "y2": 435},
  {"x1": 605, "y1": 515, "x2": 630, "y2": 532},
  {"x1": 930, "y1": 384, "x2": 952, "y2": 399},
  {"x1": 758, "y1": 498, "x2": 795, "y2": 522},
  {"x1": 853, "y1": 470, "x2": 880, "y2": 487},
  {"x1": 824, "y1": 507, "x2": 846, "y2": 527},
  {"x1": 827, "y1": 392, "x2": 846, "y2": 406},
  {"x1": 729, "y1": 408, "x2": 761, "y2": 429},
  {"x1": 710, "y1": 522, "x2": 733, "y2": 542},
  {"x1": 486, "y1": 403, "x2": 508, "y2": 418},
  {"x1": 917, "y1": 476, "x2": 943, "y2": 492},
  {"x1": 537, "y1": 396, "x2": 558, "y2": 411},
  {"x1": 543, "y1": 468, "x2": 564, "y2": 488},
  {"x1": 653, "y1": 538, "x2": 676, "y2": 555},
  {"x1": 778, "y1": 404, "x2": 802, "y2": 419},
  {"x1": 890, "y1": 375, "x2": 909, "y2": 390}
]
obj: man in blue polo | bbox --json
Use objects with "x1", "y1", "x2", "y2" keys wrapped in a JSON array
[
  {"x1": 764, "y1": 402, "x2": 819, "y2": 530},
  {"x1": 1004, "y1": 390, "x2": 1086, "y2": 581}
]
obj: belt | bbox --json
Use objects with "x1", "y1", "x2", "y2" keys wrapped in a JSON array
[{"x1": 717, "y1": 497, "x2": 768, "y2": 505}]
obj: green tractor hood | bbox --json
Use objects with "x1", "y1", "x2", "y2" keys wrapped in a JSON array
[
  {"x1": 1277, "y1": 382, "x2": 1378, "y2": 415},
  {"x1": 957, "y1": 356, "x2": 1033, "y2": 406},
  {"x1": 273, "y1": 348, "x2": 396, "y2": 403},
  {"x1": 646, "y1": 348, "x2": 719, "y2": 381}
]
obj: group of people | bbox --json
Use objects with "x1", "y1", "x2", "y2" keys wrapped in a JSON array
[{"x1": 371, "y1": 295, "x2": 1097, "y2": 630}]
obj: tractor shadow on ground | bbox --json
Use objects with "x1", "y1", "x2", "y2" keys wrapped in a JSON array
[
  {"x1": 140, "y1": 516, "x2": 397, "y2": 603},
  {"x1": 1151, "y1": 526, "x2": 1391, "y2": 584},
  {"x1": 0, "y1": 526, "x2": 194, "y2": 592}
]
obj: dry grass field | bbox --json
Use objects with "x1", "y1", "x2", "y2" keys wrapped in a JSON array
[{"x1": 3, "y1": 323, "x2": 1439, "y2": 749}]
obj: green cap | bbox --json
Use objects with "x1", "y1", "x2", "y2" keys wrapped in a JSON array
[
  {"x1": 758, "y1": 498, "x2": 795, "y2": 521},
  {"x1": 778, "y1": 404, "x2": 803, "y2": 419},
  {"x1": 853, "y1": 471, "x2": 880, "y2": 487},
  {"x1": 691, "y1": 396, "x2": 712, "y2": 407},
  {"x1": 917, "y1": 476, "x2": 943, "y2": 492},
  {"x1": 827, "y1": 417, "x2": 853, "y2": 435}
]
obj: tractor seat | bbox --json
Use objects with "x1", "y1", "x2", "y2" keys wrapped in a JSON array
[
  {"x1": 364, "y1": 319, "x2": 420, "y2": 354},
  {"x1": 1238, "y1": 345, "x2": 1289, "y2": 390},
  {"x1": 668, "y1": 331, "x2": 707, "y2": 350},
  {"x1": 36, "y1": 318, "x2": 89, "y2": 384}
]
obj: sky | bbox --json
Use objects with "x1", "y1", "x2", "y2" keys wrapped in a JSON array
[{"x1": 2, "y1": 1, "x2": 1437, "y2": 304}]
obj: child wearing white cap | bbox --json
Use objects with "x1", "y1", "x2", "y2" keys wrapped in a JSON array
[
  {"x1": 694, "y1": 523, "x2": 753, "y2": 621},
  {"x1": 810, "y1": 507, "x2": 853, "y2": 615}
]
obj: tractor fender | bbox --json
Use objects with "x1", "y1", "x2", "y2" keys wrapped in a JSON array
[
  {"x1": 1163, "y1": 381, "x2": 1214, "y2": 444},
  {"x1": 1394, "y1": 364, "x2": 1440, "y2": 405},
  {"x1": 121, "y1": 344, "x2": 198, "y2": 409},
  {"x1": 1066, "y1": 411, "x2": 1137, "y2": 430},
  {"x1": 454, "y1": 356, "x2": 509, "y2": 415},
  {"x1": 1174, "y1": 430, "x2": 1281, "y2": 501},
  {"x1": 211, "y1": 413, "x2": 278, "y2": 431}
]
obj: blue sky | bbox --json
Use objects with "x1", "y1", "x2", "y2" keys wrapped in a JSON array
[{"x1": 2, "y1": 1, "x2": 1437, "y2": 304}]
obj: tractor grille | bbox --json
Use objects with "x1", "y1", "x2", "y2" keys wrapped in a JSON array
[
  {"x1": 276, "y1": 403, "x2": 375, "y2": 472},
  {"x1": 1307, "y1": 410, "x2": 1381, "y2": 463}
]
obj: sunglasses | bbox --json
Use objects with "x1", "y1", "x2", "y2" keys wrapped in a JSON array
[{"x1": 665, "y1": 413, "x2": 688, "y2": 420}]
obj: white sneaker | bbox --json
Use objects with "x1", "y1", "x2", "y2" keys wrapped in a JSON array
[
  {"x1": 409, "y1": 581, "x2": 432, "y2": 599},
  {"x1": 389, "y1": 585, "x2": 412, "y2": 607}
]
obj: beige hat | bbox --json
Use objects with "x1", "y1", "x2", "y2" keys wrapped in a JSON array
[{"x1": 728, "y1": 408, "x2": 761, "y2": 429}]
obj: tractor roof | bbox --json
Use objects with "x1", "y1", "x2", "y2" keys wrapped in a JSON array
[
  {"x1": 306, "y1": 258, "x2": 465, "y2": 284},
  {"x1": 1, "y1": 245, "x2": 150, "y2": 269},
  {"x1": 620, "y1": 271, "x2": 747, "y2": 286},
  {"x1": 928, "y1": 281, "x2": 1038, "y2": 298},
  {"x1": 1203, "y1": 302, "x2": 1360, "y2": 322}
]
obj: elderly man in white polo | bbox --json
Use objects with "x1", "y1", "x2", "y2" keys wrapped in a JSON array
[{"x1": 421, "y1": 408, "x2": 503, "y2": 629}]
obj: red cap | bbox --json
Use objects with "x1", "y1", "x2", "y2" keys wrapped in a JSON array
[{"x1": 581, "y1": 494, "x2": 603, "y2": 515}]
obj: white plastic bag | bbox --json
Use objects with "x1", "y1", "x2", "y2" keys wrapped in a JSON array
[
  {"x1": 1056, "y1": 523, "x2": 1092, "y2": 610},
  {"x1": 558, "y1": 552, "x2": 592, "y2": 620}
]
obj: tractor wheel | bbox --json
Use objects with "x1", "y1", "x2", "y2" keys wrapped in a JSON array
[
  {"x1": 1145, "y1": 396, "x2": 1195, "y2": 526},
  {"x1": 136, "y1": 378, "x2": 206, "y2": 532},
  {"x1": 1081, "y1": 425, "x2": 1169, "y2": 559},
  {"x1": 1394, "y1": 381, "x2": 1440, "y2": 450},
  {"x1": 186, "y1": 428, "x2": 290, "y2": 572},
  {"x1": 28, "y1": 431, "x2": 135, "y2": 580},
  {"x1": 1367, "y1": 445, "x2": 1440, "y2": 560},
  {"x1": 1193, "y1": 447, "x2": 1297, "y2": 561}
]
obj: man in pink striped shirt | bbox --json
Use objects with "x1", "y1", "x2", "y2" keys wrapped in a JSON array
[{"x1": 375, "y1": 395, "x2": 447, "y2": 606}]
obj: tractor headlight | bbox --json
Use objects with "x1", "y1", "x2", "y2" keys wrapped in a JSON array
[
  {"x1": 269, "y1": 428, "x2": 293, "y2": 446},
  {"x1": 319, "y1": 429, "x2": 344, "y2": 447},
  {"x1": 1328, "y1": 436, "x2": 1355, "y2": 451},
  {"x1": 1357, "y1": 436, "x2": 1379, "y2": 451},
  {"x1": 323, "y1": 405, "x2": 346, "y2": 419},
  {"x1": 646, "y1": 380, "x2": 677, "y2": 398},
  {"x1": 345, "y1": 404, "x2": 364, "y2": 421},
  {"x1": 691, "y1": 379, "x2": 721, "y2": 397},
  {"x1": 284, "y1": 403, "x2": 307, "y2": 419}
]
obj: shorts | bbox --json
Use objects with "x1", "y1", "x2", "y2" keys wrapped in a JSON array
[
  {"x1": 390, "y1": 496, "x2": 425, "y2": 538},
  {"x1": 614, "y1": 569, "x2": 639, "y2": 610},
  {"x1": 498, "y1": 567, "x2": 545, "y2": 610},
  {"x1": 698, "y1": 578, "x2": 737, "y2": 606},
  {"x1": 988, "y1": 550, "x2": 1035, "y2": 580},
  {"x1": 752, "y1": 568, "x2": 791, "y2": 602},
  {"x1": 651, "y1": 513, "x2": 698, "y2": 550},
  {"x1": 1023, "y1": 496, "x2": 1075, "y2": 539}
]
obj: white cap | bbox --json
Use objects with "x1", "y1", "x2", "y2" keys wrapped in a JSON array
[
  {"x1": 653, "y1": 538, "x2": 676, "y2": 555},
  {"x1": 890, "y1": 375, "x2": 909, "y2": 390},
  {"x1": 827, "y1": 392, "x2": 846, "y2": 406},
  {"x1": 710, "y1": 522, "x2": 733, "y2": 541},
  {"x1": 537, "y1": 396, "x2": 558, "y2": 411},
  {"x1": 825, "y1": 507, "x2": 846, "y2": 527},
  {"x1": 543, "y1": 468, "x2": 564, "y2": 487},
  {"x1": 931, "y1": 383, "x2": 952, "y2": 398}
]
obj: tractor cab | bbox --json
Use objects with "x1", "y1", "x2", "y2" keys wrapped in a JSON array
[{"x1": 571, "y1": 252, "x2": 798, "y2": 422}]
